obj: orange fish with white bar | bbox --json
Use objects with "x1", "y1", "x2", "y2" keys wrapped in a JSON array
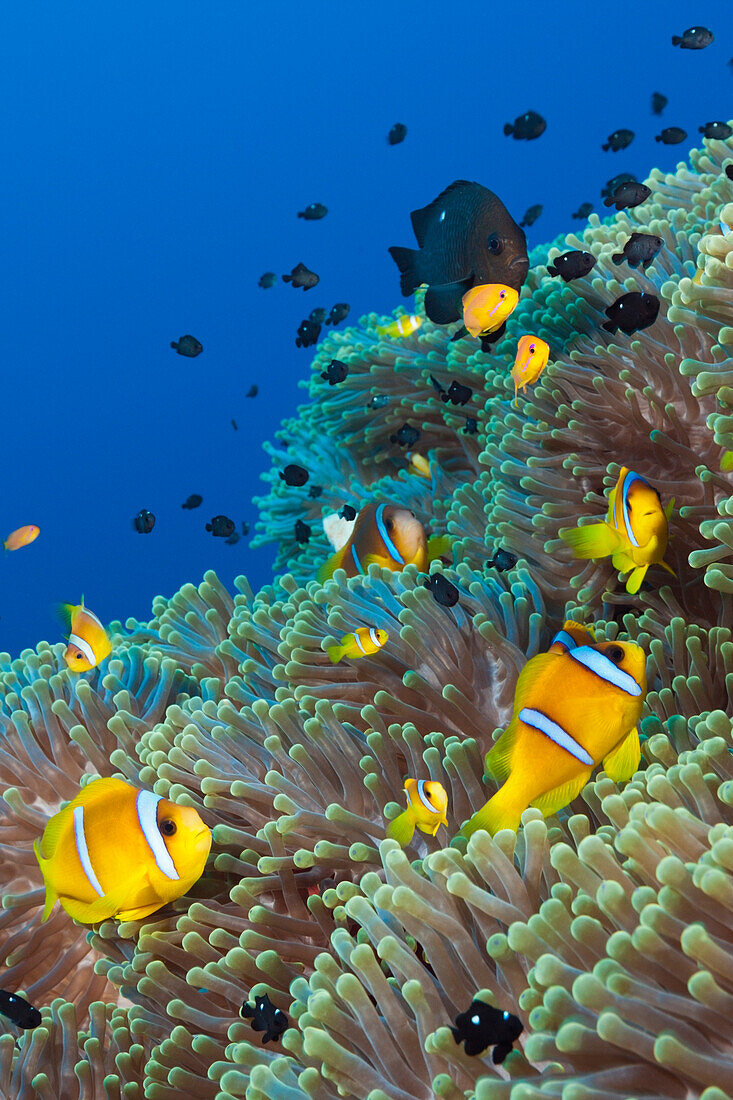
[
  {"x1": 57, "y1": 598, "x2": 112, "y2": 671},
  {"x1": 510, "y1": 335, "x2": 550, "y2": 404},
  {"x1": 376, "y1": 314, "x2": 423, "y2": 338},
  {"x1": 317, "y1": 503, "x2": 451, "y2": 582},
  {"x1": 34, "y1": 777, "x2": 212, "y2": 923}
]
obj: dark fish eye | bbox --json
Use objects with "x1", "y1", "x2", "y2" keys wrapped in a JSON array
[
  {"x1": 487, "y1": 233, "x2": 504, "y2": 255},
  {"x1": 160, "y1": 818, "x2": 177, "y2": 836},
  {"x1": 606, "y1": 645, "x2": 624, "y2": 664},
  {"x1": 529, "y1": 344, "x2": 535, "y2": 352},
  {"x1": 76, "y1": 652, "x2": 83, "y2": 660},
  {"x1": 409, "y1": 510, "x2": 416, "y2": 518},
  {"x1": 385, "y1": 518, "x2": 393, "y2": 530}
]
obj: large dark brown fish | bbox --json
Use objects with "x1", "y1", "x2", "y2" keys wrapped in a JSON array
[{"x1": 388, "y1": 180, "x2": 529, "y2": 324}]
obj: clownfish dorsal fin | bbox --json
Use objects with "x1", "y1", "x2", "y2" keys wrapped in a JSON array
[
  {"x1": 602, "y1": 725, "x2": 641, "y2": 783},
  {"x1": 323, "y1": 512, "x2": 357, "y2": 551}
]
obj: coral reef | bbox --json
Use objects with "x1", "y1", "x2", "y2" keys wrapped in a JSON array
[{"x1": 2, "y1": 134, "x2": 733, "y2": 1097}]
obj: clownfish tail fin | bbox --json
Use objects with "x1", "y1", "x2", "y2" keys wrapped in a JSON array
[
  {"x1": 559, "y1": 521, "x2": 622, "y2": 560},
  {"x1": 385, "y1": 809, "x2": 416, "y2": 846},
  {"x1": 327, "y1": 644, "x2": 344, "y2": 664}
]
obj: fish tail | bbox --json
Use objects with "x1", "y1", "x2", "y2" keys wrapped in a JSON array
[
  {"x1": 503, "y1": 122, "x2": 513, "y2": 136},
  {"x1": 387, "y1": 246, "x2": 422, "y2": 296},
  {"x1": 601, "y1": 318, "x2": 617, "y2": 331},
  {"x1": 603, "y1": 196, "x2": 614, "y2": 208},
  {"x1": 559, "y1": 522, "x2": 622, "y2": 560},
  {"x1": 611, "y1": 252, "x2": 624, "y2": 264},
  {"x1": 601, "y1": 142, "x2": 610, "y2": 151},
  {"x1": 327, "y1": 645, "x2": 344, "y2": 664},
  {"x1": 546, "y1": 262, "x2": 558, "y2": 276},
  {"x1": 460, "y1": 786, "x2": 522, "y2": 839},
  {"x1": 427, "y1": 534, "x2": 452, "y2": 563},
  {"x1": 385, "y1": 809, "x2": 416, "y2": 846},
  {"x1": 671, "y1": 35, "x2": 681, "y2": 45}
]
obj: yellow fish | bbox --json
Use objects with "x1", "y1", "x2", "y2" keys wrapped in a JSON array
[
  {"x1": 34, "y1": 777, "x2": 212, "y2": 923},
  {"x1": 376, "y1": 314, "x2": 423, "y2": 338},
  {"x1": 57, "y1": 598, "x2": 112, "y2": 671},
  {"x1": 722, "y1": 450, "x2": 733, "y2": 471},
  {"x1": 560, "y1": 466, "x2": 675, "y2": 594},
  {"x1": 462, "y1": 283, "x2": 518, "y2": 337},
  {"x1": 317, "y1": 502, "x2": 451, "y2": 582},
  {"x1": 327, "y1": 626, "x2": 388, "y2": 663},
  {"x1": 408, "y1": 452, "x2": 431, "y2": 479},
  {"x1": 4, "y1": 525, "x2": 40, "y2": 551},
  {"x1": 386, "y1": 778, "x2": 448, "y2": 845},
  {"x1": 511, "y1": 335, "x2": 550, "y2": 404},
  {"x1": 460, "y1": 639, "x2": 646, "y2": 838},
  {"x1": 548, "y1": 620, "x2": 596, "y2": 653}
]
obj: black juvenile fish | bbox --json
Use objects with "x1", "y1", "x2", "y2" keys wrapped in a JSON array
[
  {"x1": 240, "y1": 994, "x2": 289, "y2": 1044},
  {"x1": 206, "y1": 515, "x2": 235, "y2": 537},
  {"x1": 487, "y1": 547, "x2": 517, "y2": 572},
  {"x1": 656, "y1": 126, "x2": 687, "y2": 145},
  {"x1": 283, "y1": 263, "x2": 319, "y2": 290},
  {"x1": 546, "y1": 250, "x2": 596, "y2": 281},
  {"x1": 602, "y1": 129, "x2": 634, "y2": 152},
  {"x1": 339, "y1": 504, "x2": 357, "y2": 520},
  {"x1": 246, "y1": 384, "x2": 258, "y2": 398},
  {"x1": 463, "y1": 417, "x2": 478, "y2": 435},
  {"x1": 390, "y1": 423, "x2": 420, "y2": 447},
  {"x1": 520, "y1": 204, "x2": 543, "y2": 227},
  {"x1": 388, "y1": 123, "x2": 407, "y2": 145},
  {"x1": 296, "y1": 319, "x2": 321, "y2": 348},
  {"x1": 182, "y1": 494, "x2": 202, "y2": 510},
  {"x1": 423, "y1": 573, "x2": 459, "y2": 607},
  {"x1": 294, "y1": 519, "x2": 311, "y2": 544},
  {"x1": 612, "y1": 232, "x2": 663, "y2": 269},
  {"x1": 388, "y1": 179, "x2": 529, "y2": 324},
  {"x1": 133, "y1": 509, "x2": 155, "y2": 534},
  {"x1": 602, "y1": 292, "x2": 660, "y2": 335},
  {"x1": 603, "y1": 182, "x2": 651, "y2": 211},
  {"x1": 298, "y1": 203, "x2": 327, "y2": 220},
  {"x1": 280, "y1": 464, "x2": 309, "y2": 487},
  {"x1": 503, "y1": 110, "x2": 546, "y2": 140},
  {"x1": 651, "y1": 92, "x2": 668, "y2": 115},
  {"x1": 0, "y1": 990, "x2": 42, "y2": 1030},
  {"x1": 441, "y1": 380, "x2": 472, "y2": 406},
  {"x1": 241, "y1": 521, "x2": 250, "y2": 536},
  {"x1": 367, "y1": 394, "x2": 390, "y2": 409},
  {"x1": 321, "y1": 359, "x2": 348, "y2": 385},
  {"x1": 170, "y1": 335, "x2": 202, "y2": 357},
  {"x1": 601, "y1": 173, "x2": 637, "y2": 200},
  {"x1": 258, "y1": 272, "x2": 276, "y2": 288},
  {"x1": 309, "y1": 307, "x2": 327, "y2": 324},
  {"x1": 571, "y1": 202, "x2": 593, "y2": 220},
  {"x1": 700, "y1": 121, "x2": 733, "y2": 140},
  {"x1": 451, "y1": 999, "x2": 523, "y2": 1062},
  {"x1": 307, "y1": 484, "x2": 323, "y2": 499},
  {"x1": 325, "y1": 302, "x2": 350, "y2": 325},
  {"x1": 672, "y1": 26, "x2": 713, "y2": 49},
  {"x1": 231, "y1": 418, "x2": 238, "y2": 430}
]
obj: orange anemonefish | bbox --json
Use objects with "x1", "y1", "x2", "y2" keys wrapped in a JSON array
[
  {"x1": 462, "y1": 283, "x2": 518, "y2": 338},
  {"x1": 386, "y1": 778, "x2": 449, "y2": 846},
  {"x1": 560, "y1": 466, "x2": 675, "y2": 594},
  {"x1": 4, "y1": 525, "x2": 40, "y2": 551},
  {"x1": 460, "y1": 638, "x2": 646, "y2": 837},
  {"x1": 33, "y1": 776, "x2": 212, "y2": 923},
  {"x1": 57, "y1": 598, "x2": 112, "y2": 671},
  {"x1": 316, "y1": 503, "x2": 451, "y2": 582},
  {"x1": 327, "y1": 626, "x2": 389, "y2": 663},
  {"x1": 511, "y1": 335, "x2": 550, "y2": 404},
  {"x1": 408, "y1": 452, "x2": 431, "y2": 479},
  {"x1": 376, "y1": 314, "x2": 423, "y2": 338}
]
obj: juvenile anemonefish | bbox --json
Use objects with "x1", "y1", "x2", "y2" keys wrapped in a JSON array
[
  {"x1": 316, "y1": 503, "x2": 451, "y2": 582},
  {"x1": 376, "y1": 314, "x2": 423, "y2": 338},
  {"x1": 57, "y1": 598, "x2": 112, "y2": 671},
  {"x1": 462, "y1": 283, "x2": 518, "y2": 338},
  {"x1": 408, "y1": 452, "x2": 431, "y2": 479},
  {"x1": 386, "y1": 778, "x2": 448, "y2": 845},
  {"x1": 327, "y1": 626, "x2": 389, "y2": 663},
  {"x1": 33, "y1": 777, "x2": 212, "y2": 923},
  {"x1": 560, "y1": 466, "x2": 675, "y2": 594},
  {"x1": 460, "y1": 639, "x2": 646, "y2": 838},
  {"x1": 4, "y1": 525, "x2": 40, "y2": 551},
  {"x1": 511, "y1": 335, "x2": 550, "y2": 404},
  {"x1": 547, "y1": 620, "x2": 596, "y2": 653}
]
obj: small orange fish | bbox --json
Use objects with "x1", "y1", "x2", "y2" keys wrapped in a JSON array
[
  {"x1": 4, "y1": 525, "x2": 40, "y2": 551},
  {"x1": 57, "y1": 598, "x2": 112, "y2": 671},
  {"x1": 462, "y1": 284, "x2": 518, "y2": 338},
  {"x1": 317, "y1": 503, "x2": 451, "y2": 582},
  {"x1": 511, "y1": 336, "x2": 550, "y2": 404}
]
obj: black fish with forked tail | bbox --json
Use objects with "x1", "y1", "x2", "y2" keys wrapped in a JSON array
[{"x1": 388, "y1": 180, "x2": 528, "y2": 325}]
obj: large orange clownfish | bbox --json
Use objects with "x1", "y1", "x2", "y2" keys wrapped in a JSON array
[
  {"x1": 56, "y1": 598, "x2": 112, "y2": 671},
  {"x1": 316, "y1": 502, "x2": 450, "y2": 582}
]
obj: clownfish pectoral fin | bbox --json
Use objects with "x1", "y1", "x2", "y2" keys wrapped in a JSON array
[
  {"x1": 624, "y1": 563, "x2": 649, "y2": 594},
  {"x1": 602, "y1": 726, "x2": 641, "y2": 783},
  {"x1": 427, "y1": 534, "x2": 453, "y2": 564},
  {"x1": 529, "y1": 769, "x2": 593, "y2": 819},
  {"x1": 484, "y1": 720, "x2": 520, "y2": 785},
  {"x1": 33, "y1": 839, "x2": 59, "y2": 921},
  {"x1": 559, "y1": 521, "x2": 623, "y2": 561},
  {"x1": 385, "y1": 809, "x2": 417, "y2": 846},
  {"x1": 664, "y1": 497, "x2": 675, "y2": 520},
  {"x1": 327, "y1": 644, "x2": 345, "y2": 664},
  {"x1": 362, "y1": 553, "x2": 395, "y2": 571}
]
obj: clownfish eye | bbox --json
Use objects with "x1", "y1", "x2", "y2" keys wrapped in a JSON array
[
  {"x1": 385, "y1": 518, "x2": 394, "y2": 531},
  {"x1": 159, "y1": 818, "x2": 177, "y2": 836},
  {"x1": 76, "y1": 652, "x2": 83, "y2": 661},
  {"x1": 487, "y1": 233, "x2": 504, "y2": 255},
  {"x1": 606, "y1": 645, "x2": 624, "y2": 664},
  {"x1": 409, "y1": 510, "x2": 416, "y2": 518}
]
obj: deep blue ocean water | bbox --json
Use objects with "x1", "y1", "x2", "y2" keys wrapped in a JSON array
[{"x1": 2, "y1": 0, "x2": 730, "y2": 655}]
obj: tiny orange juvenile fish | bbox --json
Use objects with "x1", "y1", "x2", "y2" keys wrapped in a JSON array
[
  {"x1": 462, "y1": 283, "x2": 518, "y2": 337},
  {"x1": 376, "y1": 314, "x2": 423, "y2": 338},
  {"x1": 4, "y1": 525, "x2": 40, "y2": 551},
  {"x1": 511, "y1": 335, "x2": 550, "y2": 404},
  {"x1": 57, "y1": 598, "x2": 112, "y2": 671}
]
